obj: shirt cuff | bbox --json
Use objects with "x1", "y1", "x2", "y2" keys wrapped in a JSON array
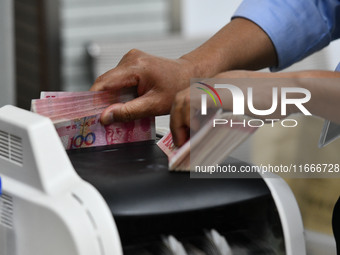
[{"x1": 233, "y1": 0, "x2": 332, "y2": 71}]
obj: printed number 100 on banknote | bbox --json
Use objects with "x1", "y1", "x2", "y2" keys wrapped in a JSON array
[{"x1": 55, "y1": 114, "x2": 155, "y2": 150}]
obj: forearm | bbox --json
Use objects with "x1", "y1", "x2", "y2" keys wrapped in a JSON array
[
  {"x1": 292, "y1": 71, "x2": 340, "y2": 124},
  {"x1": 180, "y1": 18, "x2": 278, "y2": 78},
  {"x1": 241, "y1": 70, "x2": 340, "y2": 123},
  {"x1": 205, "y1": 70, "x2": 340, "y2": 123}
]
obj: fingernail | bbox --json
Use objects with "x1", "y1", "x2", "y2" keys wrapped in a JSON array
[{"x1": 102, "y1": 112, "x2": 114, "y2": 125}]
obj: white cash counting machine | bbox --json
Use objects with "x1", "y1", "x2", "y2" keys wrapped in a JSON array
[{"x1": 0, "y1": 105, "x2": 306, "y2": 255}]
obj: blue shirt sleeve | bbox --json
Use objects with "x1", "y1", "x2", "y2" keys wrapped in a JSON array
[{"x1": 233, "y1": 0, "x2": 340, "y2": 71}]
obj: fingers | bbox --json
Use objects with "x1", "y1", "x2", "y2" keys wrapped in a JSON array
[
  {"x1": 170, "y1": 89, "x2": 191, "y2": 147},
  {"x1": 100, "y1": 95, "x2": 157, "y2": 124},
  {"x1": 90, "y1": 67, "x2": 139, "y2": 92},
  {"x1": 90, "y1": 49, "x2": 146, "y2": 92}
]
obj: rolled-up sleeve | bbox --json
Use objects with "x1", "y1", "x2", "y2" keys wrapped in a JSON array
[{"x1": 233, "y1": 0, "x2": 340, "y2": 71}]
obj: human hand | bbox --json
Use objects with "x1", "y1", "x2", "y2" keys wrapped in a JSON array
[
  {"x1": 90, "y1": 49, "x2": 194, "y2": 124},
  {"x1": 170, "y1": 70, "x2": 301, "y2": 147}
]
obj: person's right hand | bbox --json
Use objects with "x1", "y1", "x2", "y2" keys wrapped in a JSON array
[{"x1": 90, "y1": 49, "x2": 194, "y2": 125}]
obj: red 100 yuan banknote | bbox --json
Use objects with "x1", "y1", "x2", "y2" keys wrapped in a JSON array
[
  {"x1": 55, "y1": 114, "x2": 155, "y2": 150},
  {"x1": 32, "y1": 91, "x2": 155, "y2": 150}
]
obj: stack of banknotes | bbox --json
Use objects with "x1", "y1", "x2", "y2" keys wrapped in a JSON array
[
  {"x1": 157, "y1": 110, "x2": 257, "y2": 171},
  {"x1": 31, "y1": 90, "x2": 155, "y2": 150}
]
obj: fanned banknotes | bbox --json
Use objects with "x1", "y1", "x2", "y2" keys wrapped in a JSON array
[
  {"x1": 31, "y1": 90, "x2": 155, "y2": 150},
  {"x1": 157, "y1": 110, "x2": 257, "y2": 171}
]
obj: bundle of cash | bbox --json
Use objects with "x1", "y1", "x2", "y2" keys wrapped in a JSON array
[
  {"x1": 157, "y1": 110, "x2": 257, "y2": 171},
  {"x1": 31, "y1": 90, "x2": 155, "y2": 150}
]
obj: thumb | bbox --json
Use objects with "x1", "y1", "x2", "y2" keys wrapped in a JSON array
[{"x1": 100, "y1": 96, "x2": 154, "y2": 124}]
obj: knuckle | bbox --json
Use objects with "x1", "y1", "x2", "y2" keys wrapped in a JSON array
[
  {"x1": 122, "y1": 48, "x2": 149, "y2": 67},
  {"x1": 174, "y1": 90, "x2": 190, "y2": 107},
  {"x1": 123, "y1": 48, "x2": 142, "y2": 61},
  {"x1": 95, "y1": 74, "x2": 105, "y2": 84},
  {"x1": 127, "y1": 48, "x2": 141, "y2": 56},
  {"x1": 174, "y1": 92, "x2": 183, "y2": 103}
]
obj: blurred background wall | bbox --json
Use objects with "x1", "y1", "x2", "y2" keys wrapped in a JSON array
[
  {"x1": 0, "y1": 0, "x2": 339, "y2": 237},
  {"x1": 0, "y1": 0, "x2": 15, "y2": 106},
  {"x1": 8, "y1": 0, "x2": 244, "y2": 109}
]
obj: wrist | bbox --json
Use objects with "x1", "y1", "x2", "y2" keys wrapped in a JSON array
[
  {"x1": 179, "y1": 51, "x2": 230, "y2": 79},
  {"x1": 178, "y1": 54, "x2": 204, "y2": 78}
]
